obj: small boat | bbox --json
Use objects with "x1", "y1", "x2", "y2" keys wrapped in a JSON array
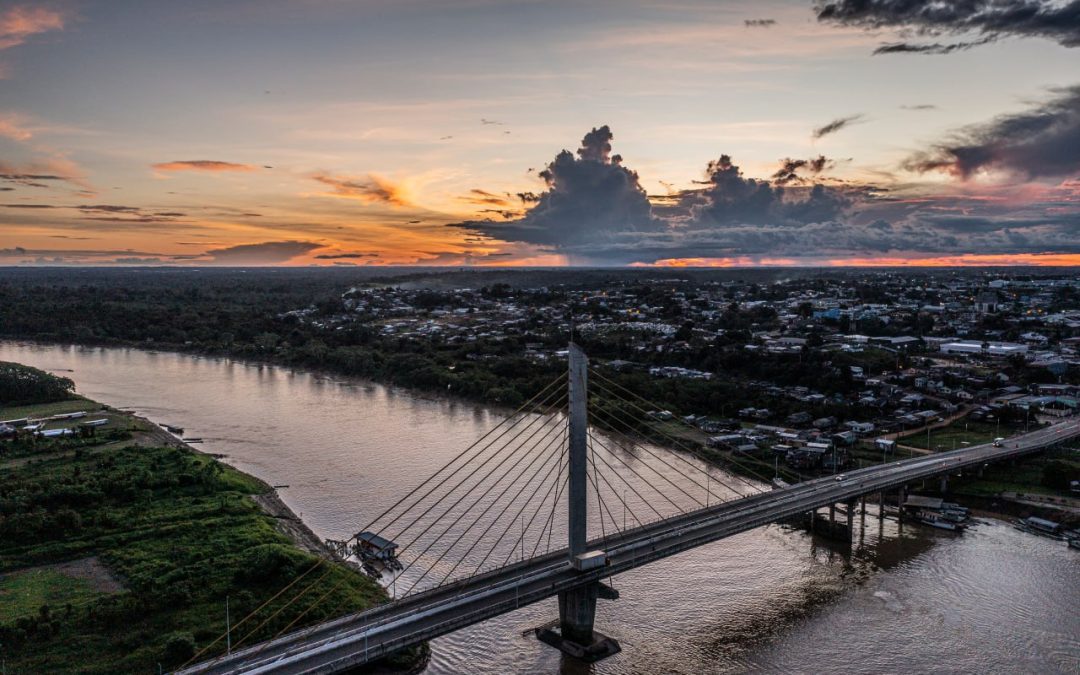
[
  {"x1": 914, "y1": 510, "x2": 963, "y2": 531},
  {"x1": 164, "y1": 424, "x2": 184, "y2": 434}
]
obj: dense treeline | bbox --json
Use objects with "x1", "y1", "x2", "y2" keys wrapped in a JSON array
[{"x1": 0, "y1": 361, "x2": 75, "y2": 407}]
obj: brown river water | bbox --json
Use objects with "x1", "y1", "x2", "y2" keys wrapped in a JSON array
[{"x1": 2, "y1": 342, "x2": 1077, "y2": 674}]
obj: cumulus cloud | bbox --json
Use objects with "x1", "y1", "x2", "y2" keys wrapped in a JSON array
[
  {"x1": 311, "y1": 173, "x2": 408, "y2": 206},
  {"x1": 816, "y1": 0, "x2": 1080, "y2": 52},
  {"x1": 0, "y1": 5, "x2": 66, "y2": 51},
  {"x1": 688, "y1": 154, "x2": 851, "y2": 228},
  {"x1": 453, "y1": 125, "x2": 664, "y2": 249},
  {"x1": 152, "y1": 160, "x2": 258, "y2": 172},
  {"x1": 812, "y1": 114, "x2": 864, "y2": 139},
  {"x1": 903, "y1": 84, "x2": 1080, "y2": 179},
  {"x1": 203, "y1": 240, "x2": 323, "y2": 265}
]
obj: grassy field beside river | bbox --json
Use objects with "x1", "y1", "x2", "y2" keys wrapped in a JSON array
[{"x1": 0, "y1": 366, "x2": 395, "y2": 674}]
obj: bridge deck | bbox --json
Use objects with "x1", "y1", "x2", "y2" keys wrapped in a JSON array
[{"x1": 180, "y1": 418, "x2": 1079, "y2": 675}]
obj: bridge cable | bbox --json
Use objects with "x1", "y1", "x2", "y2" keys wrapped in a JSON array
[
  {"x1": 589, "y1": 370, "x2": 774, "y2": 491},
  {"x1": 492, "y1": 448, "x2": 569, "y2": 570},
  {"x1": 455, "y1": 431, "x2": 568, "y2": 578},
  {"x1": 404, "y1": 422, "x2": 568, "y2": 594},
  {"x1": 585, "y1": 429, "x2": 669, "y2": 521},
  {"x1": 587, "y1": 394, "x2": 753, "y2": 501},
  {"x1": 585, "y1": 438, "x2": 646, "y2": 530},
  {"x1": 387, "y1": 389, "x2": 568, "y2": 556},
  {"x1": 587, "y1": 412, "x2": 702, "y2": 512},
  {"x1": 588, "y1": 368, "x2": 778, "y2": 489},
  {"x1": 392, "y1": 406, "x2": 568, "y2": 592},
  {"x1": 537, "y1": 461, "x2": 570, "y2": 557},
  {"x1": 369, "y1": 372, "x2": 566, "y2": 544},
  {"x1": 588, "y1": 377, "x2": 764, "y2": 495},
  {"x1": 532, "y1": 459, "x2": 568, "y2": 559}
]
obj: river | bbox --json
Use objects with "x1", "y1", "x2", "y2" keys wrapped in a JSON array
[{"x1": 2, "y1": 342, "x2": 1077, "y2": 674}]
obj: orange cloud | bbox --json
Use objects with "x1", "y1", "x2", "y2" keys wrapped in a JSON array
[
  {"x1": 0, "y1": 114, "x2": 32, "y2": 141},
  {"x1": 0, "y1": 5, "x2": 66, "y2": 50},
  {"x1": 311, "y1": 172, "x2": 409, "y2": 206},
  {"x1": 152, "y1": 160, "x2": 258, "y2": 172}
]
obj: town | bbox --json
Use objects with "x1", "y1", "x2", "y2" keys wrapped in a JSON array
[{"x1": 283, "y1": 270, "x2": 1079, "y2": 485}]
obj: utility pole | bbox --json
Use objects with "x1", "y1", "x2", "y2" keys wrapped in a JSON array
[{"x1": 226, "y1": 595, "x2": 232, "y2": 654}]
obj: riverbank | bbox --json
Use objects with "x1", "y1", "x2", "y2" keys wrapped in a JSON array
[{"x1": 0, "y1": 389, "x2": 403, "y2": 674}]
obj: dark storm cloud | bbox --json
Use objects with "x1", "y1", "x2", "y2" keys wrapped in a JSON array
[
  {"x1": 2, "y1": 203, "x2": 55, "y2": 208},
  {"x1": 452, "y1": 125, "x2": 664, "y2": 248},
  {"x1": 812, "y1": 114, "x2": 864, "y2": 139},
  {"x1": 816, "y1": 0, "x2": 1080, "y2": 51},
  {"x1": 691, "y1": 155, "x2": 850, "y2": 226},
  {"x1": 771, "y1": 155, "x2": 833, "y2": 185},
  {"x1": 903, "y1": 84, "x2": 1080, "y2": 178}
]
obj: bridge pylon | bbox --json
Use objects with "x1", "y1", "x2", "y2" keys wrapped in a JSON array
[{"x1": 536, "y1": 343, "x2": 621, "y2": 662}]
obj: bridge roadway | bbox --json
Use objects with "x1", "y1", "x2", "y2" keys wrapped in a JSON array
[{"x1": 182, "y1": 418, "x2": 1080, "y2": 675}]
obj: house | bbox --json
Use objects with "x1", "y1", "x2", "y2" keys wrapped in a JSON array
[{"x1": 875, "y1": 438, "x2": 897, "y2": 453}]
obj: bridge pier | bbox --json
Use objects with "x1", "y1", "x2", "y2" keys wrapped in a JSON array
[
  {"x1": 846, "y1": 498, "x2": 855, "y2": 539},
  {"x1": 939, "y1": 476, "x2": 949, "y2": 494}
]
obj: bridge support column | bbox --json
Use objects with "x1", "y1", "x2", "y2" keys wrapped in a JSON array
[
  {"x1": 878, "y1": 492, "x2": 885, "y2": 521},
  {"x1": 558, "y1": 583, "x2": 598, "y2": 644},
  {"x1": 939, "y1": 476, "x2": 949, "y2": 494},
  {"x1": 898, "y1": 485, "x2": 907, "y2": 523},
  {"x1": 846, "y1": 499, "x2": 855, "y2": 539}
]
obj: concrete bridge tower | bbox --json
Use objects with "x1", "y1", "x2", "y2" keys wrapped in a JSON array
[{"x1": 537, "y1": 344, "x2": 621, "y2": 661}]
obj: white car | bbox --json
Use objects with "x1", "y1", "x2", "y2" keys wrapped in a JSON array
[{"x1": 834, "y1": 474, "x2": 846, "y2": 481}]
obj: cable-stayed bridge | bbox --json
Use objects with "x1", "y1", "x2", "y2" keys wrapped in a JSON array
[{"x1": 180, "y1": 345, "x2": 1080, "y2": 674}]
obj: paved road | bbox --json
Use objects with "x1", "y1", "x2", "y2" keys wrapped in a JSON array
[{"x1": 180, "y1": 418, "x2": 1079, "y2": 675}]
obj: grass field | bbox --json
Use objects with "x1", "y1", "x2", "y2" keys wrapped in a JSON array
[
  {"x1": 0, "y1": 567, "x2": 107, "y2": 623},
  {"x1": 0, "y1": 396, "x2": 101, "y2": 421},
  {"x1": 896, "y1": 418, "x2": 1026, "y2": 451}
]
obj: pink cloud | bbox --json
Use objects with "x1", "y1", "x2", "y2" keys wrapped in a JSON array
[
  {"x1": 0, "y1": 5, "x2": 66, "y2": 51},
  {"x1": 152, "y1": 160, "x2": 258, "y2": 172}
]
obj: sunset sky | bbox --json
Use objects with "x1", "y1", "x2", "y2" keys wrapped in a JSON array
[{"x1": 2, "y1": 0, "x2": 1078, "y2": 267}]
